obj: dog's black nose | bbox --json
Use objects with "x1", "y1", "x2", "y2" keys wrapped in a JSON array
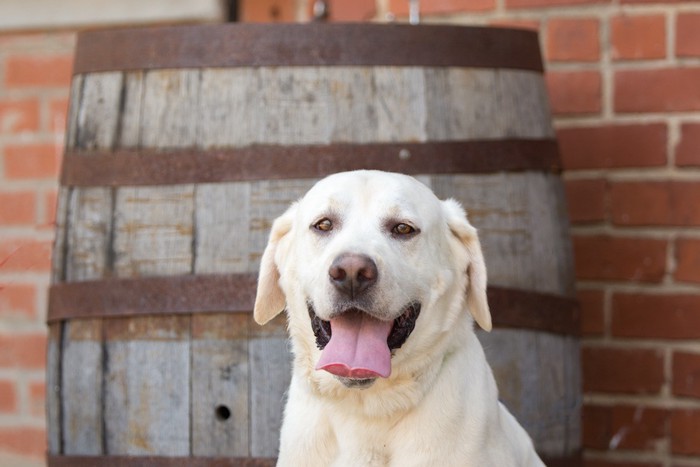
[{"x1": 329, "y1": 253, "x2": 378, "y2": 298}]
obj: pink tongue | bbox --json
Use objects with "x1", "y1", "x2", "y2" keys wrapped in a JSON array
[{"x1": 315, "y1": 311, "x2": 393, "y2": 379}]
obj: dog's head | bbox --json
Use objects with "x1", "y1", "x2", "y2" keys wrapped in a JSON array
[{"x1": 254, "y1": 171, "x2": 491, "y2": 389}]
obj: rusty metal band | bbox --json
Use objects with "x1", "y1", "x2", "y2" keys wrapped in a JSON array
[
  {"x1": 48, "y1": 454, "x2": 579, "y2": 466},
  {"x1": 73, "y1": 23, "x2": 543, "y2": 75},
  {"x1": 60, "y1": 140, "x2": 560, "y2": 187},
  {"x1": 47, "y1": 274, "x2": 579, "y2": 336}
]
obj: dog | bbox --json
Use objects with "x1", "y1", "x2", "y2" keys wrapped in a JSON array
[{"x1": 253, "y1": 170, "x2": 545, "y2": 466}]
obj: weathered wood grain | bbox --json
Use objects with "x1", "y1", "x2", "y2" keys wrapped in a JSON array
[
  {"x1": 113, "y1": 185, "x2": 195, "y2": 278},
  {"x1": 140, "y1": 69, "x2": 200, "y2": 148},
  {"x1": 75, "y1": 72, "x2": 123, "y2": 151},
  {"x1": 65, "y1": 187, "x2": 112, "y2": 282},
  {"x1": 194, "y1": 183, "x2": 251, "y2": 274},
  {"x1": 51, "y1": 187, "x2": 71, "y2": 284},
  {"x1": 65, "y1": 75, "x2": 84, "y2": 150},
  {"x1": 104, "y1": 316, "x2": 191, "y2": 456},
  {"x1": 117, "y1": 71, "x2": 144, "y2": 148},
  {"x1": 249, "y1": 315, "x2": 292, "y2": 458},
  {"x1": 192, "y1": 313, "x2": 250, "y2": 456},
  {"x1": 62, "y1": 319, "x2": 103, "y2": 455},
  {"x1": 46, "y1": 323, "x2": 62, "y2": 455},
  {"x1": 373, "y1": 67, "x2": 427, "y2": 143}
]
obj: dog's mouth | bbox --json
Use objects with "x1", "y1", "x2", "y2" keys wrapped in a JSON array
[{"x1": 308, "y1": 302, "x2": 421, "y2": 385}]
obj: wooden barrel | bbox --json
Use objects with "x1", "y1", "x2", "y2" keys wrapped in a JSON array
[{"x1": 47, "y1": 23, "x2": 580, "y2": 466}]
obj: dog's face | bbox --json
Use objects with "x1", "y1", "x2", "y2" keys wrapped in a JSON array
[{"x1": 254, "y1": 171, "x2": 491, "y2": 390}]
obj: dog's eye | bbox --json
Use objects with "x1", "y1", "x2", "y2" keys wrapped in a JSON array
[
  {"x1": 392, "y1": 223, "x2": 416, "y2": 236},
  {"x1": 313, "y1": 218, "x2": 333, "y2": 232}
]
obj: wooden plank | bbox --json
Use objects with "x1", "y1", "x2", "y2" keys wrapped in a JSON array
[
  {"x1": 113, "y1": 185, "x2": 195, "y2": 278},
  {"x1": 194, "y1": 183, "x2": 251, "y2": 274},
  {"x1": 75, "y1": 72, "x2": 123, "y2": 150},
  {"x1": 477, "y1": 329, "x2": 581, "y2": 457},
  {"x1": 62, "y1": 319, "x2": 103, "y2": 455},
  {"x1": 430, "y1": 173, "x2": 575, "y2": 296},
  {"x1": 65, "y1": 74, "x2": 84, "y2": 150},
  {"x1": 117, "y1": 71, "x2": 144, "y2": 148},
  {"x1": 65, "y1": 187, "x2": 112, "y2": 281},
  {"x1": 249, "y1": 315, "x2": 291, "y2": 458},
  {"x1": 140, "y1": 69, "x2": 200, "y2": 148},
  {"x1": 324, "y1": 67, "x2": 378, "y2": 144},
  {"x1": 104, "y1": 316, "x2": 191, "y2": 456},
  {"x1": 46, "y1": 323, "x2": 62, "y2": 455},
  {"x1": 373, "y1": 67, "x2": 427, "y2": 143},
  {"x1": 496, "y1": 70, "x2": 555, "y2": 139},
  {"x1": 191, "y1": 313, "x2": 250, "y2": 456},
  {"x1": 51, "y1": 187, "x2": 71, "y2": 283},
  {"x1": 196, "y1": 69, "x2": 261, "y2": 148}
]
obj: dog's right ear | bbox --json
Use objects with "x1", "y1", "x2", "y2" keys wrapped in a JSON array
[{"x1": 253, "y1": 204, "x2": 297, "y2": 325}]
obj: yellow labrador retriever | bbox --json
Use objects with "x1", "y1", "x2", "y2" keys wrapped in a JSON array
[{"x1": 254, "y1": 170, "x2": 544, "y2": 466}]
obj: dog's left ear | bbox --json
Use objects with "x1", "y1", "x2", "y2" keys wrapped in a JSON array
[
  {"x1": 253, "y1": 203, "x2": 297, "y2": 325},
  {"x1": 442, "y1": 199, "x2": 492, "y2": 332}
]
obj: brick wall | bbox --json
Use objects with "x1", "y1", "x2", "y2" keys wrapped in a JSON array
[
  {"x1": 0, "y1": 0, "x2": 698, "y2": 465},
  {"x1": 0, "y1": 32, "x2": 75, "y2": 466}
]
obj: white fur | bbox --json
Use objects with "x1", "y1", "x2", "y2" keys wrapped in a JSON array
[{"x1": 254, "y1": 170, "x2": 545, "y2": 467}]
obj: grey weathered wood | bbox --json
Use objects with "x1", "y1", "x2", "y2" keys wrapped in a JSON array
[
  {"x1": 194, "y1": 183, "x2": 251, "y2": 274},
  {"x1": 374, "y1": 67, "x2": 427, "y2": 143},
  {"x1": 65, "y1": 75, "x2": 84, "y2": 150},
  {"x1": 140, "y1": 69, "x2": 200, "y2": 148},
  {"x1": 113, "y1": 185, "x2": 195, "y2": 278},
  {"x1": 249, "y1": 316, "x2": 292, "y2": 458},
  {"x1": 65, "y1": 187, "x2": 112, "y2": 282},
  {"x1": 477, "y1": 329, "x2": 581, "y2": 457},
  {"x1": 104, "y1": 316, "x2": 191, "y2": 456},
  {"x1": 62, "y1": 319, "x2": 103, "y2": 455},
  {"x1": 75, "y1": 72, "x2": 123, "y2": 150},
  {"x1": 117, "y1": 71, "x2": 144, "y2": 148},
  {"x1": 46, "y1": 324, "x2": 62, "y2": 455},
  {"x1": 430, "y1": 173, "x2": 575, "y2": 297},
  {"x1": 51, "y1": 187, "x2": 71, "y2": 283},
  {"x1": 191, "y1": 314, "x2": 250, "y2": 456}
]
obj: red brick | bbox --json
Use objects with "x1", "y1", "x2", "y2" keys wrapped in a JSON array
[
  {"x1": 547, "y1": 70, "x2": 601, "y2": 115},
  {"x1": 671, "y1": 409, "x2": 700, "y2": 455},
  {"x1": 612, "y1": 293, "x2": 700, "y2": 339},
  {"x1": 676, "y1": 123, "x2": 700, "y2": 167},
  {"x1": 583, "y1": 404, "x2": 668, "y2": 450},
  {"x1": 675, "y1": 237, "x2": 700, "y2": 284},
  {"x1": 677, "y1": 13, "x2": 700, "y2": 57},
  {"x1": 565, "y1": 178, "x2": 607, "y2": 224},
  {"x1": 0, "y1": 426, "x2": 46, "y2": 458},
  {"x1": 610, "y1": 181, "x2": 700, "y2": 226},
  {"x1": 389, "y1": 0, "x2": 495, "y2": 14},
  {"x1": 578, "y1": 289, "x2": 605, "y2": 335},
  {"x1": 489, "y1": 19, "x2": 541, "y2": 31},
  {"x1": 29, "y1": 381, "x2": 45, "y2": 418},
  {"x1": 611, "y1": 15, "x2": 666, "y2": 60},
  {"x1": 506, "y1": 0, "x2": 609, "y2": 9},
  {"x1": 615, "y1": 68, "x2": 700, "y2": 113},
  {"x1": 582, "y1": 346, "x2": 664, "y2": 394},
  {"x1": 240, "y1": 0, "x2": 296, "y2": 22},
  {"x1": 673, "y1": 352, "x2": 700, "y2": 398},
  {"x1": 546, "y1": 18, "x2": 600, "y2": 62},
  {"x1": 4, "y1": 55, "x2": 73, "y2": 88},
  {"x1": 0, "y1": 99, "x2": 39, "y2": 134},
  {"x1": 0, "y1": 333, "x2": 46, "y2": 369},
  {"x1": 573, "y1": 235, "x2": 667, "y2": 283},
  {"x1": 0, "y1": 191, "x2": 36, "y2": 225},
  {"x1": 311, "y1": 0, "x2": 376, "y2": 21},
  {"x1": 0, "y1": 238, "x2": 53, "y2": 273},
  {"x1": 0, "y1": 283, "x2": 36, "y2": 320},
  {"x1": 49, "y1": 96, "x2": 69, "y2": 135},
  {"x1": 558, "y1": 124, "x2": 667, "y2": 170},
  {"x1": 0, "y1": 380, "x2": 17, "y2": 414},
  {"x1": 3, "y1": 143, "x2": 61, "y2": 180}
]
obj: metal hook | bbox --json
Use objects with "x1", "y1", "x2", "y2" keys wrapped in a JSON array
[
  {"x1": 409, "y1": 0, "x2": 420, "y2": 25},
  {"x1": 313, "y1": 0, "x2": 329, "y2": 21}
]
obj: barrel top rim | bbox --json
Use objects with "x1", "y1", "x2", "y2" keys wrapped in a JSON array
[{"x1": 73, "y1": 22, "x2": 544, "y2": 74}]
